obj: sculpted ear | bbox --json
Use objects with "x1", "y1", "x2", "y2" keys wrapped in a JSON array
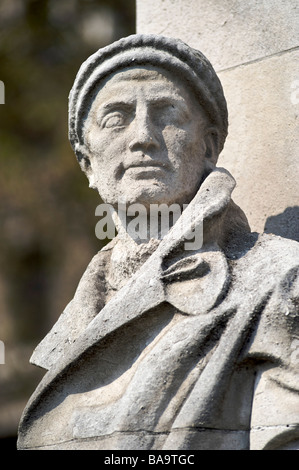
[
  {"x1": 75, "y1": 144, "x2": 97, "y2": 189},
  {"x1": 204, "y1": 127, "x2": 220, "y2": 166}
]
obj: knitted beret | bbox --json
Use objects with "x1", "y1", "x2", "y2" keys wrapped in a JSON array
[{"x1": 68, "y1": 34, "x2": 228, "y2": 162}]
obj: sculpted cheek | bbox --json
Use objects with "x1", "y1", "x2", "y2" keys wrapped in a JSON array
[
  {"x1": 88, "y1": 130, "x2": 126, "y2": 167},
  {"x1": 89, "y1": 131, "x2": 109, "y2": 155},
  {"x1": 163, "y1": 128, "x2": 193, "y2": 167}
]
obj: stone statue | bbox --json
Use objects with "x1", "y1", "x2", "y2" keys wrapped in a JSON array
[{"x1": 17, "y1": 35, "x2": 299, "y2": 450}]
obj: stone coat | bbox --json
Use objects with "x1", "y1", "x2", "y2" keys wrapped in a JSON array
[{"x1": 17, "y1": 169, "x2": 299, "y2": 450}]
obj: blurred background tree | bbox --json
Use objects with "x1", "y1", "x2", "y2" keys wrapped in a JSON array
[{"x1": 0, "y1": 0, "x2": 135, "y2": 449}]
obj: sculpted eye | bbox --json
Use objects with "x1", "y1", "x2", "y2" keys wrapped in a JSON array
[
  {"x1": 101, "y1": 112, "x2": 126, "y2": 129},
  {"x1": 152, "y1": 101, "x2": 188, "y2": 127}
]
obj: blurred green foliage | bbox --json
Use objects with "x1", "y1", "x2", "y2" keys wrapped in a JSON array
[
  {"x1": 0, "y1": 0, "x2": 135, "y2": 441},
  {"x1": 0, "y1": 0, "x2": 135, "y2": 340}
]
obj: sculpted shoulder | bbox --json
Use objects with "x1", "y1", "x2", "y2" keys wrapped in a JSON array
[
  {"x1": 228, "y1": 231, "x2": 299, "y2": 272},
  {"x1": 250, "y1": 232, "x2": 299, "y2": 272},
  {"x1": 229, "y1": 232, "x2": 299, "y2": 318},
  {"x1": 30, "y1": 239, "x2": 116, "y2": 370}
]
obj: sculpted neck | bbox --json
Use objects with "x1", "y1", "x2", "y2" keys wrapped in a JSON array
[
  {"x1": 111, "y1": 206, "x2": 179, "y2": 245},
  {"x1": 110, "y1": 167, "x2": 250, "y2": 251}
]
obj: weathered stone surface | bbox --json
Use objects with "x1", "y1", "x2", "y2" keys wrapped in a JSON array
[
  {"x1": 136, "y1": 0, "x2": 299, "y2": 71},
  {"x1": 17, "y1": 34, "x2": 299, "y2": 451},
  {"x1": 136, "y1": 0, "x2": 299, "y2": 239},
  {"x1": 218, "y1": 48, "x2": 299, "y2": 236}
]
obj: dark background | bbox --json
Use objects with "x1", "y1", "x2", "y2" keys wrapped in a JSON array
[{"x1": 0, "y1": 0, "x2": 135, "y2": 450}]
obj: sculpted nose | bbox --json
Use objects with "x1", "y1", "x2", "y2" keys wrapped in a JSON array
[{"x1": 129, "y1": 113, "x2": 159, "y2": 151}]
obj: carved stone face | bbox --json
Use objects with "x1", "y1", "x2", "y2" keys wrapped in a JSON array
[{"x1": 84, "y1": 66, "x2": 210, "y2": 209}]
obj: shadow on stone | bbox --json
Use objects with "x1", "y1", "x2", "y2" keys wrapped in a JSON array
[{"x1": 264, "y1": 206, "x2": 299, "y2": 243}]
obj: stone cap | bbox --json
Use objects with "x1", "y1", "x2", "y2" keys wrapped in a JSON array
[{"x1": 68, "y1": 34, "x2": 228, "y2": 164}]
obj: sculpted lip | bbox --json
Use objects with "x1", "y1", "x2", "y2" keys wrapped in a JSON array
[
  {"x1": 124, "y1": 155, "x2": 170, "y2": 171},
  {"x1": 116, "y1": 160, "x2": 168, "y2": 180},
  {"x1": 125, "y1": 165, "x2": 167, "y2": 179},
  {"x1": 125, "y1": 163, "x2": 168, "y2": 179},
  {"x1": 128, "y1": 162, "x2": 165, "y2": 169}
]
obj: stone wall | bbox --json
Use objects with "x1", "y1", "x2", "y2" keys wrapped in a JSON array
[{"x1": 136, "y1": 0, "x2": 299, "y2": 239}]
